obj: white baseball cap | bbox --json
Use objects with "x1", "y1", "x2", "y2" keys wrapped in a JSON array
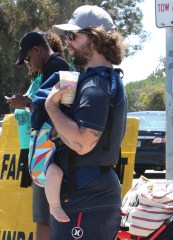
[{"x1": 53, "y1": 5, "x2": 116, "y2": 34}]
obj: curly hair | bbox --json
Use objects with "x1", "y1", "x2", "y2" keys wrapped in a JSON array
[
  {"x1": 43, "y1": 31, "x2": 64, "y2": 57},
  {"x1": 33, "y1": 28, "x2": 64, "y2": 57},
  {"x1": 85, "y1": 26, "x2": 126, "y2": 65}
]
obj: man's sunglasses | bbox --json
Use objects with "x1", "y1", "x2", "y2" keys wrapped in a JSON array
[
  {"x1": 24, "y1": 56, "x2": 30, "y2": 64},
  {"x1": 64, "y1": 29, "x2": 92, "y2": 41}
]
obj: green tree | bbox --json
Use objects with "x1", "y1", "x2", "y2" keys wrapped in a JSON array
[
  {"x1": 0, "y1": 0, "x2": 147, "y2": 114},
  {"x1": 146, "y1": 86, "x2": 165, "y2": 110},
  {"x1": 0, "y1": 0, "x2": 61, "y2": 113},
  {"x1": 126, "y1": 77, "x2": 166, "y2": 112}
]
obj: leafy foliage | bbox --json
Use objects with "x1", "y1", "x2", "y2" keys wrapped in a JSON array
[
  {"x1": 0, "y1": 0, "x2": 147, "y2": 114},
  {"x1": 125, "y1": 77, "x2": 166, "y2": 112}
]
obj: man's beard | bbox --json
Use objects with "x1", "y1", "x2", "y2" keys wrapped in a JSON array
[{"x1": 71, "y1": 40, "x2": 93, "y2": 67}]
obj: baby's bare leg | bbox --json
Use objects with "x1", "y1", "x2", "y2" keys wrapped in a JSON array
[{"x1": 45, "y1": 163, "x2": 70, "y2": 222}]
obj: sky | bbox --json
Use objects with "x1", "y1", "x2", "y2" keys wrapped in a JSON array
[{"x1": 120, "y1": 0, "x2": 166, "y2": 85}]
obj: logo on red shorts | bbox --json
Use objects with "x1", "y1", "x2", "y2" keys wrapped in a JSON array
[{"x1": 72, "y1": 227, "x2": 83, "y2": 238}]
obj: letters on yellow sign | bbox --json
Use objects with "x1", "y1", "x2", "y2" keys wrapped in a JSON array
[
  {"x1": 0, "y1": 231, "x2": 33, "y2": 240},
  {"x1": 0, "y1": 154, "x2": 23, "y2": 180}
]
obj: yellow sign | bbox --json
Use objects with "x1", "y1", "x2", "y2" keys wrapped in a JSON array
[
  {"x1": 0, "y1": 114, "x2": 36, "y2": 240},
  {"x1": 121, "y1": 117, "x2": 139, "y2": 198}
]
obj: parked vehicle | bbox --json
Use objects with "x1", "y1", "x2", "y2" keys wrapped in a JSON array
[{"x1": 127, "y1": 111, "x2": 166, "y2": 176}]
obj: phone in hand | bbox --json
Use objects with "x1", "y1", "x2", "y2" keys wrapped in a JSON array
[{"x1": 4, "y1": 96, "x2": 11, "y2": 100}]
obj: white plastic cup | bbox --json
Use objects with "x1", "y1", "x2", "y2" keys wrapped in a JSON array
[{"x1": 59, "y1": 71, "x2": 80, "y2": 104}]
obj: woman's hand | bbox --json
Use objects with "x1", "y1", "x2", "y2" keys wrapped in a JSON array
[{"x1": 6, "y1": 94, "x2": 31, "y2": 109}]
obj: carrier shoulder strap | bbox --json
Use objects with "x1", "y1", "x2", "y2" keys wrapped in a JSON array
[{"x1": 102, "y1": 67, "x2": 124, "y2": 151}]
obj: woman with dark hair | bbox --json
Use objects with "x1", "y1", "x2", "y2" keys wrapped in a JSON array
[
  {"x1": 7, "y1": 30, "x2": 70, "y2": 240},
  {"x1": 7, "y1": 31, "x2": 67, "y2": 187}
]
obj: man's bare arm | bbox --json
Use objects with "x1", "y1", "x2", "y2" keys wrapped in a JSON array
[{"x1": 46, "y1": 105, "x2": 102, "y2": 155}]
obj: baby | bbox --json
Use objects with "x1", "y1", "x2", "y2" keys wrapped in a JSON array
[{"x1": 44, "y1": 127, "x2": 70, "y2": 222}]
